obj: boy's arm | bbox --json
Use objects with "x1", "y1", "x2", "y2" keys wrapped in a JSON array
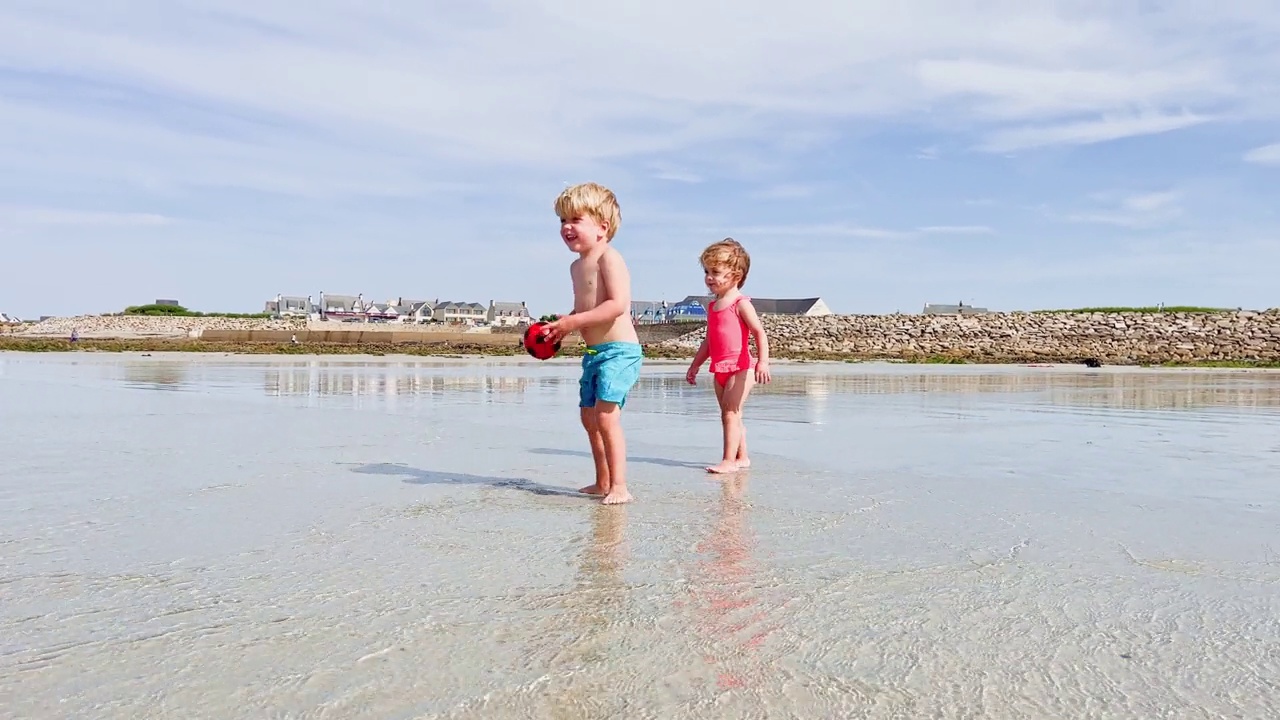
[
  {"x1": 555, "y1": 251, "x2": 630, "y2": 333},
  {"x1": 738, "y1": 299, "x2": 769, "y2": 365}
]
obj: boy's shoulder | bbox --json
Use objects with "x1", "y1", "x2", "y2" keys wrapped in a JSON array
[
  {"x1": 574, "y1": 245, "x2": 629, "y2": 270},
  {"x1": 601, "y1": 244, "x2": 630, "y2": 268}
]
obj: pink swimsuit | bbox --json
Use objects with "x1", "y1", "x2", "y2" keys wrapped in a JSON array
[{"x1": 707, "y1": 295, "x2": 754, "y2": 386}]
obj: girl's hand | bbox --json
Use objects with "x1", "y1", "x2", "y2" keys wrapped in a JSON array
[
  {"x1": 685, "y1": 365, "x2": 699, "y2": 385},
  {"x1": 755, "y1": 360, "x2": 771, "y2": 384}
]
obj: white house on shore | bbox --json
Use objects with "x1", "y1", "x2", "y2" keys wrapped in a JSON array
[
  {"x1": 264, "y1": 294, "x2": 316, "y2": 317},
  {"x1": 269, "y1": 293, "x2": 533, "y2": 325},
  {"x1": 923, "y1": 301, "x2": 989, "y2": 315},
  {"x1": 487, "y1": 300, "x2": 531, "y2": 327}
]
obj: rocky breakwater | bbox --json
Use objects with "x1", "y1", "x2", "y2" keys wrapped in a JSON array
[
  {"x1": 16, "y1": 315, "x2": 306, "y2": 339},
  {"x1": 659, "y1": 310, "x2": 1280, "y2": 364}
]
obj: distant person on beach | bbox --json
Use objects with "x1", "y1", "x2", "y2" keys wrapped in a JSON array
[
  {"x1": 685, "y1": 239, "x2": 771, "y2": 473},
  {"x1": 542, "y1": 182, "x2": 643, "y2": 505}
]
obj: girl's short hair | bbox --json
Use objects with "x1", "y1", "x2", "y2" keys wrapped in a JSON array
[{"x1": 699, "y1": 238, "x2": 750, "y2": 287}]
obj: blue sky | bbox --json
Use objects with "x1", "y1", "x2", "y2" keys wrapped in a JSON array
[{"x1": 1, "y1": 1, "x2": 1278, "y2": 320}]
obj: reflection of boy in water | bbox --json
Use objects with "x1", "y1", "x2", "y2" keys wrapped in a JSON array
[
  {"x1": 689, "y1": 475, "x2": 774, "y2": 691},
  {"x1": 532, "y1": 506, "x2": 629, "y2": 716}
]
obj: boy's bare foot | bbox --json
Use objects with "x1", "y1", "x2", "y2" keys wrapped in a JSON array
[
  {"x1": 705, "y1": 461, "x2": 740, "y2": 474},
  {"x1": 602, "y1": 488, "x2": 633, "y2": 504},
  {"x1": 579, "y1": 484, "x2": 607, "y2": 496}
]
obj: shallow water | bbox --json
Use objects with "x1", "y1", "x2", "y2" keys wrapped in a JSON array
[{"x1": 2, "y1": 354, "x2": 1279, "y2": 719}]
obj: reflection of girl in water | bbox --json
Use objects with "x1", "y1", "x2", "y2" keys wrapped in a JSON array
[{"x1": 687, "y1": 476, "x2": 775, "y2": 691}]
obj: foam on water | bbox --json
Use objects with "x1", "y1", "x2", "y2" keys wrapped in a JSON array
[{"x1": 2, "y1": 354, "x2": 1279, "y2": 719}]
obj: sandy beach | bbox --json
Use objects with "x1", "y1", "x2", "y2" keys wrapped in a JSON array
[{"x1": 2, "y1": 354, "x2": 1278, "y2": 719}]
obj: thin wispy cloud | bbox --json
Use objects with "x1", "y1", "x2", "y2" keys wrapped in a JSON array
[
  {"x1": 0, "y1": 1, "x2": 1277, "y2": 318},
  {"x1": 978, "y1": 111, "x2": 1212, "y2": 153},
  {"x1": 917, "y1": 225, "x2": 994, "y2": 235},
  {"x1": 1244, "y1": 143, "x2": 1280, "y2": 165},
  {"x1": 731, "y1": 223, "x2": 909, "y2": 240},
  {"x1": 0, "y1": 205, "x2": 171, "y2": 228},
  {"x1": 1058, "y1": 190, "x2": 1186, "y2": 229}
]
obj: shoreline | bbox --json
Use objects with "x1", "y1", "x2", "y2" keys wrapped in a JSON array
[{"x1": 3, "y1": 337, "x2": 1278, "y2": 370}]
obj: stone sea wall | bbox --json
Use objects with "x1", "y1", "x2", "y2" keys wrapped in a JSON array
[
  {"x1": 10, "y1": 311, "x2": 1280, "y2": 364},
  {"x1": 15, "y1": 315, "x2": 306, "y2": 338},
  {"x1": 659, "y1": 311, "x2": 1280, "y2": 364}
]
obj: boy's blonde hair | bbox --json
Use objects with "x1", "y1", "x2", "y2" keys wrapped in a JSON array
[
  {"x1": 700, "y1": 238, "x2": 751, "y2": 288},
  {"x1": 554, "y1": 182, "x2": 621, "y2": 241}
]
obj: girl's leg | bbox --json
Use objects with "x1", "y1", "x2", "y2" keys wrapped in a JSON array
[
  {"x1": 732, "y1": 371, "x2": 755, "y2": 466},
  {"x1": 707, "y1": 370, "x2": 754, "y2": 474},
  {"x1": 709, "y1": 376, "x2": 731, "y2": 471}
]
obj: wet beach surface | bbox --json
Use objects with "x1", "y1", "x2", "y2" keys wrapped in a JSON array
[{"x1": 2, "y1": 354, "x2": 1279, "y2": 719}]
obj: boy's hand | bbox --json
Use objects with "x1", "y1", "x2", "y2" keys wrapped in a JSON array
[
  {"x1": 685, "y1": 365, "x2": 699, "y2": 385},
  {"x1": 755, "y1": 359, "x2": 772, "y2": 384},
  {"x1": 542, "y1": 315, "x2": 569, "y2": 343}
]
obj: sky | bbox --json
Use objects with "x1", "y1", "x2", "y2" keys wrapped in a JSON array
[{"x1": 1, "y1": 0, "x2": 1278, "y2": 319}]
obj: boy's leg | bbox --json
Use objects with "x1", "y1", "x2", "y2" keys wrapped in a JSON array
[
  {"x1": 579, "y1": 356, "x2": 609, "y2": 496},
  {"x1": 580, "y1": 406, "x2": 609, "y2": 496},
  {"x1": 592, "y1": 344, "x2": 642, "y2": 505},
  {"x1": 594, "y1": 400, "x2": 632, "y2": 504},
  {"x1": 707, "y1": 369, "x2": 755, "y2": 474}
]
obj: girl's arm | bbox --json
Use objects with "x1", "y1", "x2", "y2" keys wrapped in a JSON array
[
  {"x1": 686, "y1": 336, "x2": 710, "y2": 383},
  {"x1": 737, "y1": 299, "x2": 771, "y2": 382},
  {"x1": 691, "y1": 336, "x2": 710, "y2": 368}
]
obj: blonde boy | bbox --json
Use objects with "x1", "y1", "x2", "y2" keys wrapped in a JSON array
[{"x1": 543, "y1": 182, "x2": 643, "y2": 504}]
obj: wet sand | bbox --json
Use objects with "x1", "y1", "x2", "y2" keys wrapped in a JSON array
[{"x1": 2, "y1": 354, "x2": 1278, "y2": 719}]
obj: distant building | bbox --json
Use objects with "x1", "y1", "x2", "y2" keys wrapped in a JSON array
[
  {"x1": 669, "y1": 295, "x2": 833, "y2": 318},
  {"x1": 0, "y1": 312, "x2": 20, "y2": 323},
  {"x1": 405, "y1": 300, "x2": 435, "y2": 323},
  {"x1": 264, "y1": 294, "x2": 313, "y2": 318},
  {"x1": 487, "y1": 300, "x2": 531, "y2": 327},
  {"x1": 668, "y1": 296, "x2": 710, "y2": 321},
  {"x1": 155, "y1": 298, "x2": 181, "y2": 307},
  {"x1": 630, "y1": 300, "x2": 668, "y2": 324},
  {"x1": 751, "y1": 297, "x2": 832, "y2": 316},
  {"x1": 365, "y1": 302, "x2": 399, "y2": 321},
  {"x1": 358, "y1": 298, "x2": 436, "y2": 323},
  {"x1": 433, "y1": 300, "x2": 486, "y2": 325},
  {"x1": 319, "y1": 293, "x2": 364, "y2": 319},
  {"x1": 923, "y1": 301, "x2": 989, "y2": 315}
]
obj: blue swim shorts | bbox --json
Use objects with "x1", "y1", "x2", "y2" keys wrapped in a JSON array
[{"x1": 579, "y1": 341, "x2": 644, "y2": 409}]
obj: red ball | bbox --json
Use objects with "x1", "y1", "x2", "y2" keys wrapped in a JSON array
[{"x1": 522, "y1": 321, "x2": 561, "y2": 360}]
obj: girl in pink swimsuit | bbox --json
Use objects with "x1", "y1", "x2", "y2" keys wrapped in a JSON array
[{"x1": 685, "y1": 238, "x2": 772, "y2": 474}]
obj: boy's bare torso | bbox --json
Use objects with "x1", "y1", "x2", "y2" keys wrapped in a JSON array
[{"x1": 571, "y1": 246, "x2": 640, "y2": 347}]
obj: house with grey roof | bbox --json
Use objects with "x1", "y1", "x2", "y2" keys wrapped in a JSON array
[
  {"x1": 365, "y1": 302, "x2": 399, "y2": 321},
  {"x1": 363, "y1": 298, "x2": 430, "y2": 323},
  {"x1": 406, "y1": 301, "x2": 435, "y2": 323},
  {"x1": 319, "y1": 293, "x2": 364, "y2": 319},
  {"x1": 264, "y1": 294, "x2": 314, "y2": 318},
  {"x1": 433, "y1": 300, "x2": 487, "y2": 325},
  {"x1": 487, "y1": 300, "x2": 531, "y2": 327},
  {"x1": 750, "y1": 297, "x2": 832, "y2": 316}
]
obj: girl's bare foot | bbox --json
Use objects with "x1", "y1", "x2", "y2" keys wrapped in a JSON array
[
  {"x1": 705, "y1": 461, "x2": 740, "y2": 474},
  {"x1": 602, "y1": 488, "x2": 633, "y2": 504},
  {"x1": 736, "y1": 458, "x2": 750, "y2": 468},
  {"x1": 580, "y1": 484, "x2": 607, "y2": 495}
]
